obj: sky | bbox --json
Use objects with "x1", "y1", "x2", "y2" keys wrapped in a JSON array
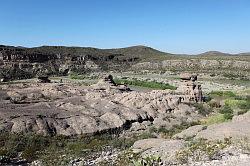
[{"x1": 0, "y1": 0, "x2": 250, "y2": 54}]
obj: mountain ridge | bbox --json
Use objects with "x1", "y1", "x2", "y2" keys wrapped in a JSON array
[{"x1": 1, "y1": 44, "x2": 250, "y2": 57}]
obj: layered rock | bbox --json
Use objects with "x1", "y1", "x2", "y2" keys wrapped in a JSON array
[
  {"x1": 132, "y1": 59, "x2": 250, "y2": 71},
  {"x1": 177, "y1": 73, "x2": 203, "y2": 103},
  {"x1": 91, "y1": 74, "x2": 130, "y2": 92},
  {"x1": 0, "y1": 76, "x2": 201, "y2": 136},
  {"x1": 0, "y1": 45, "x2": 141, "y2": 80}
]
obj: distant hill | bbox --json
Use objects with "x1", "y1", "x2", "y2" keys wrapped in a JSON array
[
  {"x1": 1, "y1": 44, "x2": 249, "y2": 59},
  {"x1": 28, "y1": 45, "x2": 174, "y2": 61},
  {"x1": 197, "y1": 51, "x2": 250, "y2": 57},
  {"x1": 237, "y1": 52, "x2": 250, "y2": 56},
  {"x1": 104, "y1": 45, "x2": 173, "y2": 59},
  {"x1": 198, "y1": 51, "x2": 233, "y2": 57}
]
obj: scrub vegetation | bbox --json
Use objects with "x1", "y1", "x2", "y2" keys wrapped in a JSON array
[{"x1": 114, "y1": 78, "x2": 177, "y2": 90}]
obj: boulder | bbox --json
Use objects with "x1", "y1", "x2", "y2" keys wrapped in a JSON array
[
  {"x1": 173, "y1": 125, "x2": 206, "y2": 139},
  {"x1": 132, "y1": 139, "x2": 185, "y2": 164},
  {"x1": 180, "y1": 73, "x2": 197, "y2": 81},
  {"x1": 195, "y1": 112, "x2": 250, "y2": 141},
  {"x1": 91, "y1": 74, "x2": 130, "y2": 92}
]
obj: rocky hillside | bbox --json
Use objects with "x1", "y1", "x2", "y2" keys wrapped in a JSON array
[{"x1": 0, "y1": 45, "x2": 250, "y2": 80}]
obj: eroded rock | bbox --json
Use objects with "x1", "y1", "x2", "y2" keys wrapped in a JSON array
[{"x1": 0, "y1": 76, "x2": 201, "y2": 136}]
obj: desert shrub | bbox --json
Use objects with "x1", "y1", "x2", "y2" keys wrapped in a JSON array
[
  {"x1": 209, "y1": 91, "x2": 236, "y2": 98},
  {"x1": 238, "y1": 97, "x2": 250, "y2": 110},
  {"x1": 176, "y1": 138, "x2": 231, "y2": 164},
  {"x1": 0, "y1": 133, "x2": 54, "y2": 162},
  {"x1": 204, "y1": 96, "x2": 212, "y2": 102},
  {"x1": 0, "y1": 133, "x2": 146, "y2": 165},
  {"x1": 200, "y1": 113, "x2": 227, "y2": 125},
  {"x1": 237, "y1": 109, "x2": 248, "y2": 115},
  {"x1": 222, "y1": 73, "x2": 246, "y2": 80},
  {"x1": 69, "y1": 73, "x2": 86, "y2": 80},
  {"x1": 152, "y1": 122, "x2": 200, "y2": 138},
  {"x1": 115, "y1": 149, "x2": 162, "y2": 166},
  {"x1": 219, "y1": 105, "x2": 234, "y2": 120},
  {"x1": 236, "y1": 138, "x2": 250, "y2": 152},
  {"x1": 239, "y1": 102, "x2": 250, "y2": 110},
  {"x1": 225, "y1": 99, "x2": 247, "y2": 108},
  {"x1": 115, "y1": 149, "x2": 140, "y2": 166},
  {"x1": 208, "y1": 100, "x2": 221, "y2": 108},
  {"x1": 132, "y1": 155, "x2": 162, "y2": 166},
  {"x1": 192, "y1": 103, "x2": 212, "y2": 116},
  {"x1": 114, "y1": 78, "x2": 177, "y2": 90}
]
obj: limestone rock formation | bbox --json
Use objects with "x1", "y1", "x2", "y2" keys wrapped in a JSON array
[
  {"x1": 91, "y1": 74, "x2": 130, "y2": 92},
  {"x1": 195, "y1": 111, "x2": 250, "y2": 141},
  {"x1": 0, "y1": 45, "x2": 141, "y2": 80},
  {"x1": 173, "y1": 125, "x2": 206, "y2": 139},
  {"x1": 180, "y1": 73, "x2": 197, "y2": 81},
  {"x1": 177, "y1": 73, "x2": 203, "y2": 103},
  {"x1": 170, "y1": 111, "x2": 250, "y2": 141},
  {"x1": 0, "y1": 76, "x2": 201, "y2": 136}
]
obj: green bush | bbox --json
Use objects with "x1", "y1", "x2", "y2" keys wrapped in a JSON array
[
  {"x1": 176, "y1": 138, "x2": 231, "y2": 164},
  {"x1": 200, "y1": 113, "x2": 227, "y2": 125},
  {"x1": 237, "y1": 109, "x2": 248, "y2": 115},
  {"x1": 219, "y1": 105, "x2": 234, "y2": 120},
  {"x1": 238, "y1": 96, "x2": 250, "y2": 110},
  {"x1": 0, "y1": 132, "x2": 157, "y2": 165},
  {"x1": 69, "y1": 73, "x2": 86, "y2": 80},
  {"x1": 192, "y1": 103, "x2": 212, "y2": 116},
  {"x1": 239, "y1": 102, "x2": 250, "y2": 110},
  {"x1": 114, "y1": 78, "x2": 177, "y2": 90},
  {"x1": 223, "y1": 73, "x2": 245, "y2": 79},
  {"x1": 115, "y1": 150, "x2": 162, "y2": 166},
  {"x1": 151, "y1": 122, "x2": 200, "y2": 138},
  {"x1": 132, "y1": 155, "x2": 162, "y2": 166},
  {"x1": 225, "y1": 99, "x2": 247, "y2": 107},
  {"x1": 208, "y1": 100, "x2": 221, "y2": 108},
  {"x1": 209, "y1": 91, "x2": 236, "y2": 98}
]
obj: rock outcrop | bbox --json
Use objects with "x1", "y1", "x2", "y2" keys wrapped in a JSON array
[
  {"x1": 171, "y1": 111, "x2": 250, "y2": 141},
  {"x1": 0, "y1": 45, "x2": 141, "y2": 80},
  {"x1": 0, "y1": 76, "x2": 201, "y2": 136},
  {"x1": 177, "y1": 73, "x2": 203, "y2": 103},
  {"x1": 132, "y1": 138, "x2": 185, "y2": 164},
  {"x1": 132, "y1": 59, "x2": 250, "y2": 72},
  {"x1": 131, "y1": 138, "x2": 250, "y2": 166},
  {"x1": 91, "y1": 74, "x2": 130, "y2": 92},
  {"x1": 195, "y1": 111, "x2": 250, "y2": 141}
]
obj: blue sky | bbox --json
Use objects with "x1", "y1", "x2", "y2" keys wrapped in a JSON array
[{"x1": 0, "y1": 0, "x2": 250, "y2": 54}]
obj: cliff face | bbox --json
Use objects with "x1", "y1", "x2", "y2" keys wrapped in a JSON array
[
  {"x1": 0, "y1": 45, "x2": 141, "y2": 80},
  {"x1": 132, "y1": 59, "x2": 250, "y2": 71}
]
